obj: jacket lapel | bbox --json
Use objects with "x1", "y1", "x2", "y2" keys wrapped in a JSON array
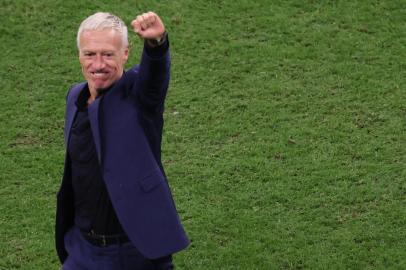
[
  {"x1": 64, "y1": 105, "x2": 77, "y2": 147},
  {"x1": 64, "y1": 83, "x2": 86, "y2": 147}
]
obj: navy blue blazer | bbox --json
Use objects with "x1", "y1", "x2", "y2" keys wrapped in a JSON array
[{"x1": 55, "y1": 45, "x2": 189, "y2": 263}]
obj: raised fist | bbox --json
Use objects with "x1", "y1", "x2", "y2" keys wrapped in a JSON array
[{"x1": 131, "y1": 12, "x2": 165, "y2": 40}]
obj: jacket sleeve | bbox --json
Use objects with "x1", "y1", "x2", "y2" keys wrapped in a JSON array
[{"x1": 130, "y1": 38, "x2": 170, "y2": 112}]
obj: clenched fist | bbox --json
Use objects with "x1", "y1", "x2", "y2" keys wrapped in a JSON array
[{"x1": 131, "y1": 12, "x2": 166, "y2": 40}]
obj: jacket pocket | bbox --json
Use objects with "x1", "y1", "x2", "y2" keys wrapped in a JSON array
[{"x1": 138, "y1": 169, "x2": 164, "y2": 193}]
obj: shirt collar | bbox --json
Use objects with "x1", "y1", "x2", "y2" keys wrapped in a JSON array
[{"x1": 75, "y1": 83, "x2": 114, "y2": 110}]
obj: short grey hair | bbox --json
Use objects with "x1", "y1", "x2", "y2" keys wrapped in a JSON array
[{"x1": 77, "y1": 12, "x2": 128, "y2": 50}]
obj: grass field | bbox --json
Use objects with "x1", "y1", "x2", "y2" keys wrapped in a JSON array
[{"x1": 0, "y1": 0, "x2": 405, "y2": 269}]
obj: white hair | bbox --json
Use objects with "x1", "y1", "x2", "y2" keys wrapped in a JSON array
[{"x1": 77, "y1": 12, "x2": 128, "y2": 50}]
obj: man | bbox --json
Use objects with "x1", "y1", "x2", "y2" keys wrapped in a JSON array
[{"x1": 55, "y1": 11, "x2": 189, "y2": 269}]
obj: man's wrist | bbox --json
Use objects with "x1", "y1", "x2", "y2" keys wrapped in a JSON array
[
  {"x1": 144, "y1": 32, "x2": 169, "y2": 58},
  {"x1": 146, "y1": 31, "x2": 167, "y2": 48}
]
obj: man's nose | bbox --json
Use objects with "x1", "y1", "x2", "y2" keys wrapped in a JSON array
[{"x1": 93, "y1": 55, "x2": 106, "y2": 69}]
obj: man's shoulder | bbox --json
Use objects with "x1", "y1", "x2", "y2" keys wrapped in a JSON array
[
  {"x1": 66, "y1": 82, "x2": 86, "y2": 102},
  {"x1": 124, "y1": 64, "x2": 140, "y2": 77}
]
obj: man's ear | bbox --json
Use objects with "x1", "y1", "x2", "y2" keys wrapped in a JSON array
[{"x1": 123, "y1": 47, "x2": 129, "y2": 63}]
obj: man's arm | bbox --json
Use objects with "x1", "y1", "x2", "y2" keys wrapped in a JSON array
[{"x1": 130, "y1": 12, "x2": 170, "y2": 110}]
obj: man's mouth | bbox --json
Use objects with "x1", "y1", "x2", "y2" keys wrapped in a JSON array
[{"x1": 91, "y1": 71, "x2": 108, "y2": 78}]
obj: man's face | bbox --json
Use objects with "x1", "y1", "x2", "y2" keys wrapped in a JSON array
[{"x1": 79, "y1": 29, "x2": 129, "y2": 93}]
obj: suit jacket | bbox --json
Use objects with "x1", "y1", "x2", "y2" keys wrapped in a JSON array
[{"x1": 55, "y1": 44, "x2": 189, "y2": 263}]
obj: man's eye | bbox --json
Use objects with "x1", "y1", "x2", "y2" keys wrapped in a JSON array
[
  {"x1": 104, "y1": 53, "x2": 113, "y2": 57},
  {"x1": 84, "y1": 53, "x2": 94, "y2": 57}
]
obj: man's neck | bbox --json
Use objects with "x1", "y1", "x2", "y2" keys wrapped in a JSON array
[
  {"x1": 87, "y1": 88, "x2": 98, "y2": 105},
  {"x1": 87, "y1": 84, "x2": 116, "y2": 105}
]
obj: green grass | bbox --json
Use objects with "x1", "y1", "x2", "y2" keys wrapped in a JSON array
[{"x1": 1, "y1": 0, "x2": 405, "y2": 269}]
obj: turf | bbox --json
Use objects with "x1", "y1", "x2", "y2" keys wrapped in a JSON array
[{"x1": 0, "y1": 0, "x2": 405, "y2": 269}]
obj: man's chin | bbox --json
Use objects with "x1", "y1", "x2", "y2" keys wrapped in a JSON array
[
  {"x1": 95, "y1": 83, "x2": 115, "y2": 94},
  {"x1": 88, "y1": 79, "x2": 116, "y2": 94}
]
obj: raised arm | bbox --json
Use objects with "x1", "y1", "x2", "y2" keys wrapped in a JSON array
[{"x1": 130, "y1": 12, "x2": 170, "y2": 111}]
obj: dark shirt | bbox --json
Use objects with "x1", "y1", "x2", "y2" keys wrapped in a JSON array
[{"x1": 68, "y1": 86, "x2": 125, "y2": 235}]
